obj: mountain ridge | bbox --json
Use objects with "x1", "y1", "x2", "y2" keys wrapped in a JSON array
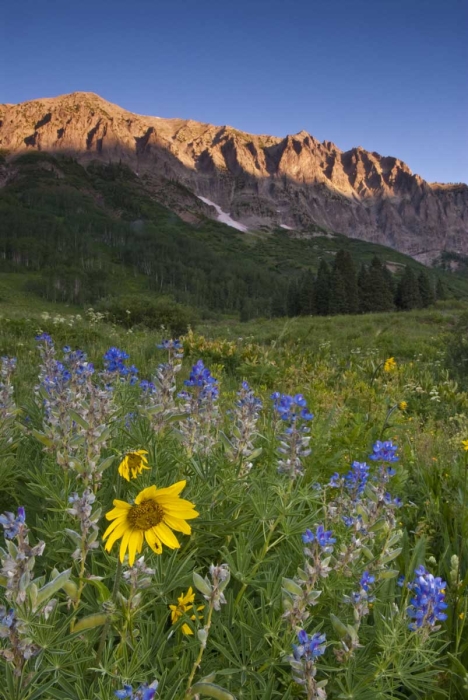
[{"x1": 1, "y1": 91, "x2": 467, "y2": 262}]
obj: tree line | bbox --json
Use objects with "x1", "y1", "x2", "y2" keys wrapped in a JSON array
[{"x1": 283, "y1": 251, "x2": 445, "y2": 317}]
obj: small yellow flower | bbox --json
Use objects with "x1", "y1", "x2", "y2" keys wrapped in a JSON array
[
  {"x1": 118, "y1": 450, "x2": 150, "y2": 481},
  {"x1": 399, "y1": 401, "x2": 408, "y2": 411},
  {"x1": 384, "y1": 357, "x2": 397, "y2": 373},
  {"x1": 459, "y1": 612, "x2": 465, "y2": 620},
  {"x1": 169, "y1": 586, "x2": 204, "y2": 635},
  {"x1": 462, "y1": 439, "x2": 468, "y2": 452},
  {"x1": 103, "y1": 481, "x2": 198, "y2": 565}
]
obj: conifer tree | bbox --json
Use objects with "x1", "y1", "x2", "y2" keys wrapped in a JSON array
[
  {"x1": 358, "y1": 264, "x2": 373, "y2": 313},
  {"x1": 436, "y1": 277, "x2": 446, "y2": 301},
  {"x1": 330, "y1": 250, "x2": 359, "y2": 314},
  {"x1": 367, "y1": 256, "x2": 394, "y2": 311},
  {"x1": 418, "y1": 270, "x2": 435, "y2": 308},
  {"x1": 313, "y1": 259, "x2": 331, "y2": 316},
  {"x1": 286, "y1": 280, "x2": 301, "y2": 317},
  {"x1": 395, "y1": 266, "x2": 422, "y2": 310},
  {"x1": 329, "y1": 268, "x2": 348, "y2": 315},
  {"x1": 298, "y1": 269, "x2": 315, "y2": 315}
]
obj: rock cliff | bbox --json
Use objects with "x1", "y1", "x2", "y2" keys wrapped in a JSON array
[{"x1": 1, "y1": 91, "x2": 466, "y2": 262}]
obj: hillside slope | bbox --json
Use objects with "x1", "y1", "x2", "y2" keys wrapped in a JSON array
[
  {"x1": 0, "y1": 151, "x2": 467, "y2": 319},
  {"x1": 1, "y1": 91, "x2": 467, "y2": 263}
]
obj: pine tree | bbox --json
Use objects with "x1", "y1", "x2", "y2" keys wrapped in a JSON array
[
  {"x1": 358, "y1": 264, "x2": 373, "y2": 313},
  {"x1": 418, "y1": 270, "x2": 435, "y2": 308},
  {"x1": 329, "y1": 268, "x2": 348, "y2": 315},
  {"x1": 330, "y1": 250, "x2": 359, "y2": 314},
  {"x1": 313, "y1": 259, "x2": 331, "y2": 316},
  {"x1": 395, "y1": 266, "x2": 422, "y2": 310},
  {"x1": 271, "y1": 291, "x2": 287, "y2": 317},
  {"x1": 286, "y1": 280, "x2": 301, "y2": 317},
  {"x1": 367, "y1": 256, "x2": 394, "y2": 311},
  {"x1": 298, "y1": 269, "x2": 315, "y2": 315},
  {"x1": 436, "y1": 277, "x2": 446, "y2": 301}
]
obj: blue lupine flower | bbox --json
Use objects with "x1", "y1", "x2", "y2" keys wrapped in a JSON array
[
  {"x1": 293, "y1": 630, "x2": 327, "y2": 661},
  {"x1": 329, "y1": 472, "x2": 341, "y2": 488},
  {"x1": 0, "y1": 607, "x2": 16, "y2": 628},
  {"x1": 344, "y1": 461, "x2": 370, "y2": 497},
  {"x1": 342, "y1": 515, "x2": 354, "y2": 527},
  {"x1": 302, "y1": 524, "x2": 336, "y2": 551},
  {"x1": 157, "y1": 339, "x2": 183, "y2": 352},
  {"x1": 397, "y1": 575, "x2": 405, "y2": 588},
  {"x1": 35, "y1": 333, "x2": 53, "y2": 344},
  {"x1": 0, "y1": 507, "x2": 26, "y2": 539},
  {"x1": 236, "y1": 381, "x2": 262, "y2": 412},
  {"x1": 406, "y1": 565, "x2": 448, "y2": 632},
  {"x1": 271, "y1": 392, "x2": 314, "y2": 423},
  {"x1": 360, "y1": 571, "x2": 375, "y2": 591},
  {"x1": 115, "y1": 682, "x2": 158, "y2": 700},
  {"x1": 370, "y1": 440, "x2": 399, "y2": 463},
  {"x1": 184, "y1": 360, "x2": 219, "y2": 400}
]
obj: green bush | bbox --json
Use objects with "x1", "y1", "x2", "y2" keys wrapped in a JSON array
[{"x1": 98, "y1": 294, "x2": 197, "y2": 335}]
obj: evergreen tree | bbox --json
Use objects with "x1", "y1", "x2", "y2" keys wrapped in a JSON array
[
  {"x1": 329, "y1": 268, "x2": 348, "y2": 315},
  {"x1": 395, "y1": 266, "x2": 422, "y2": 310},
  {"x1": 298, "y1": 269, "x2": 315, "y2": 315},
  {"x1": 418, "y1": 270, "x2": 435, "y2": 308},
  {"x1": 271, "y1": 291, "x2": 287, "y2": 317},
  {"x1": 286, "y1": 280, "x2": 301, "y2": 317},
  {"x1": 367, "y1": 256, "x2": 395, "y2": 311},
  {"x1": 330, "y1": 250, "x2": 359, "y2": 314},
  {"x1": 313, "y1": 259, "x2": 331, "y2": 316},
  {"x1": 358, "y1": 264, "x2": 373, "y2": 313},
  {"x1": 436, "y1": 277, "x2": 446, "y2": 301}
]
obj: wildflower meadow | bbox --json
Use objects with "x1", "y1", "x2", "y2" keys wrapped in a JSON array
[{"x1": 1, "y1": 310, "x2": 468, "y2": 699}]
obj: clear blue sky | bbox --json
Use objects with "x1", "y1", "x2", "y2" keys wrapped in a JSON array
[{"x1": 1, "y1": 0, "x2": 466, "y2": 183}]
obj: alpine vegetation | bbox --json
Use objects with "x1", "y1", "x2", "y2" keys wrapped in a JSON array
[{"x1": 0, "y1": 329, "x2": 465, "y2": 700}]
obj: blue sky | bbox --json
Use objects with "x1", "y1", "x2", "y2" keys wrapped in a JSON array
[{"x1": 1, "y1": 0, "x2": 466, "y2": 183}]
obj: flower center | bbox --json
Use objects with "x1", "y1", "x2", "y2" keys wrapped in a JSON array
[
  {"x1": 127, "y1": 453, "x2": 143, "y2": 470},
  {"x1": 127, "y1": 500, "x2": 164, "y2": 530}
]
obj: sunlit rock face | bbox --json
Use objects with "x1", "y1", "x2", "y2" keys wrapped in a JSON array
[{"x1": 1, "y1": 91, "x2": 467, "y2": 262}]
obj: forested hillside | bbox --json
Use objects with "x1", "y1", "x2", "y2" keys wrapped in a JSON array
[{"x1": 0, "y1": 152, "x2": 466, "y2": 322}]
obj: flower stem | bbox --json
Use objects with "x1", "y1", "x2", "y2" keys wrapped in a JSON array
[
  {"x1": 95, "y1": 558, "x2": 123, "y2": 666},
  {"x1": 184, "y1": 602, "x2": 214, "y2": 698}
]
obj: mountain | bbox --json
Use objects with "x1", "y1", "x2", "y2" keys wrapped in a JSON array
[{"x1": 1, "y1": 91, "x2": 467, "y2": 263}]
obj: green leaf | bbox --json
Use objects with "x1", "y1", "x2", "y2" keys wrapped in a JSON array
[
  {"x1": 31, "y1": 429, "x2": 54, "y2": 448},
  {"x1": 330, "y1": 613, "x2": 348, "y2": 639},
  {"x1": 378, "y1": 568, "x2": 400, "y2": 580},
  {"x1": 86, "y1": 578, "x2": 111, "y2": 603},
  {"x1": 35, "y1": 568, "x2": 71, "y2": 608},
  {"x1": 282, "y1": 577, "x2": 303, "y2": 597},
  {"x1": 189, "y1": 682, "x2": 236, "y2": 699},
  {"x1": 380, "y1": 547, "x2": 403, "y2": 565},
  {"x1": 72, "y1": 613, "x2": 108, "y2": 633},
  {"x1": 249, "y1": 447, "x2": 263, "y2": 460},
  {"x1": 69, "y1": 410, "x2": 90, "y2": 430},
  {"x1": 193, "y1": 572, "x2": 212, "y2": 597}
]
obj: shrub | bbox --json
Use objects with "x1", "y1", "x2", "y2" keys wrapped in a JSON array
[{"x1": 98, "y1": 294, "x2": 197, "y2": 335}]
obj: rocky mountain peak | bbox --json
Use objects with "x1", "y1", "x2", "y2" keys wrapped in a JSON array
[{"x1": 0, "y1": 91, "x2": 466, "y2": 263}]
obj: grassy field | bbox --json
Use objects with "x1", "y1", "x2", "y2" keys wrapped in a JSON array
[{"x1": 0, "y1": 299, "x2": 468, "y2": 699}]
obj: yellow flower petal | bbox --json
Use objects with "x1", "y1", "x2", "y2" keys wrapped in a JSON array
[
  {"x1": 163, "y1": 514, "x2": 192, "y2": 535},
  {"x1": 153, "y1": 522, "x2": 180, "y2": 549},
  {"x1": 119, "y1": 528, "x2": 133, "y2": 562},
  {"x1": 103, "y1": 520, "x2": 128, "y2": 550},
  {"x1": 128, "y1": 530, "x2": 144, "y2": 566}
]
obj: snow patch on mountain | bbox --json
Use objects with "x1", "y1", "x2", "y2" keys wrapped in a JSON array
[{"x1": 197, "y1": 196, "x2": 248, "y2": 232}]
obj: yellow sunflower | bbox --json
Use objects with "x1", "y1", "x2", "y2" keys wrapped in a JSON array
[
  {"x1": 169, "y1": 586, "x2": 204, "y2": 635},
  {"x1": 399, "y1": 401, "x2": 408, "y2": 411},
  {"x1": 118, "y1": 450, "x2": 150, "y2": 481},
  {"x1": 102, "y1": 481, "x2": 198, "y2": 565}
]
